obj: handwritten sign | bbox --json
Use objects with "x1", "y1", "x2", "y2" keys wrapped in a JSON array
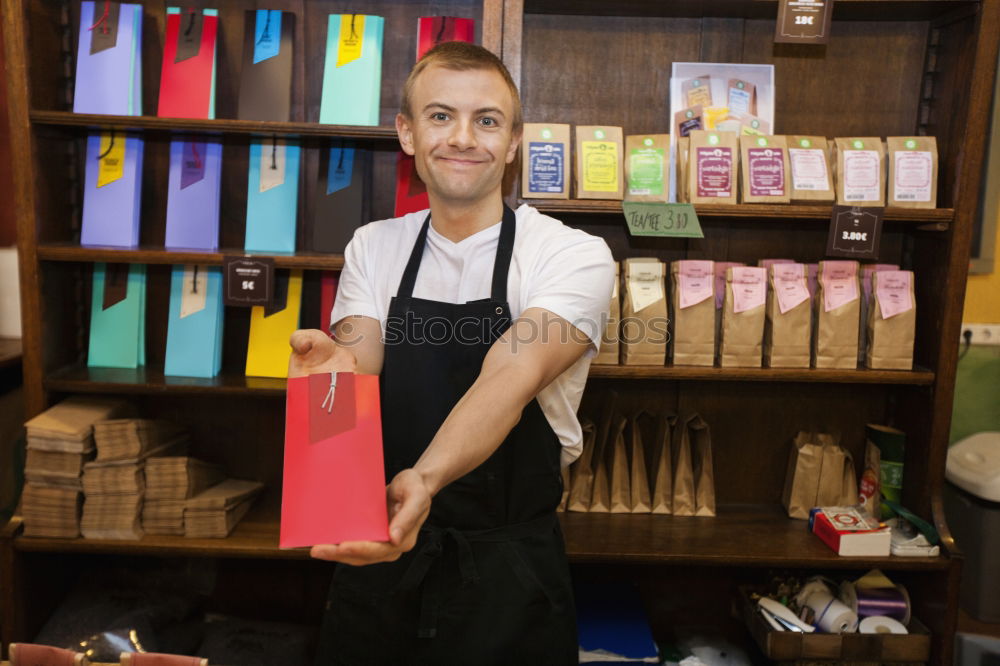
[{"x1": 623, "y1": 202, "x2": 704, "y2": 238}]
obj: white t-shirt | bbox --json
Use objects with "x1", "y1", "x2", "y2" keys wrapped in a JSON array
[{"x1": 331, "y1": 204, "x2": 615, "y2": 465}]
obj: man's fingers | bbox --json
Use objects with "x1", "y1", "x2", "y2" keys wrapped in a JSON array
[{"x1": 310, "y1": 540, "x2": 402, "y2": 565}]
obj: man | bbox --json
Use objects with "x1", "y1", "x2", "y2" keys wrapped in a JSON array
[{"x1": 289, "y1": 42, "x2": 614, "y2": 665}]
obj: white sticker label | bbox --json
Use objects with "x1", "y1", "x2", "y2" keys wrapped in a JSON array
[
  {"x1": 843, "y1": 150, "x2": 881, "y2": 201},
  {"x1": 180, "y1": 265, "x2": 208, "y2": 319},
  {"x1": 260, "y1": 140, "x2": 287, "y2": 193},
  {"x1": 893, "y1": 151, "x2": 932, "y2": 202},
  {"x1": 677, "y1": 261, "x2": 714, "y2": 309},
  {"x1": 628, "y1": 266, "x2": 665, "y2": 313},
  {"x1": 789, "y1": 148, "x2": 831, "y2": 191}
]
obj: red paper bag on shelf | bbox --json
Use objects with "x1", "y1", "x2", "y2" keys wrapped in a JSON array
[{"x1": 280, "y1": 372, "x2": 389, "y2": 547}]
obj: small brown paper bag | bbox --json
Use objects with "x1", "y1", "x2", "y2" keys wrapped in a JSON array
[
  {"x1": 687, "y1": 414, "x2": 716, "y2": 517},
  {"x1": 627, "y1": 412, "x2": 653, "y2": 513},
  {"x1": 782, "y1": 431, "x2": 825, "y2": 519},
  {"x1": 521, "y1": 123, "x2": 571, "y2": 199},
  {"x1": 887, "y1": 136, "x2": 938, "y2": 209},
  {"x1": 650, "y1": 414, "x2": 675, "y2": 514},
  {"x1": 714, "y1": 262, "x2": 745, "y2": 359},
  {"x1": 625, "y1": 134, "x2": 670, "y2": 202},
  {"x1": 867, "y1": 270, "x2": 916, "y2": 370},
  {"x1": 590, "y1": 413, "x2": 626, "y2": 513},
  {"x1": 720, "y1": 266, "x2": 767, "y2": 367},
  {"x1": 835, "y1": 137, "x2": 885, "y2": 206},
  {"x1": 788, "y1": 136, "x2": 834, "y2": 202},
  {"x1": 608, "y1": 414, "x2": 631, "y2": 514},
  {"x1": 576, "y1": 125, "x2": 624, "y2": 200},
  {"x1": 671, "y1": 260, "x2": 716, "y2": 366},
  {"x1": 567, "y1": 417, "x2": 600, "y2": 512},
  {"x1": 688, "y1": 130, "x2": 739, "y2": 205},
  {"x1": 672, "y1": 415, "x2": 696, "y2": 517},
  {"x1": 593, "y1": 263, "x2": 620, "y2": 365},
  {"x1": 814, "y1": 260, "x2": 861, "y2": 369},
  {"x1": 817, "y1": 439, "x2": 858, "y2": 507},
  {"x1": 675, "y1": 106, "x2": 704, "y2": 139},
  {"x1": 740, "y1": 135, "x2": 791, "y2": 204},
  {"x1": 683, "y1": 75, "x2": 713, "y2": 108},
  {"x1": 858, "y1": 264, "x2": 900, "y2": 365},
  {"x1": 765, "y1": 263, "x2": 811, "y2": 368},
  {"x1": 622, "y1": 258, "x2": 668, "y2": 365},
  {"x1": 727, "y1": 78, "x2": 757, "y2": 115}
]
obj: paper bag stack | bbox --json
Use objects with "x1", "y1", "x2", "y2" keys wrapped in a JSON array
[
  {"x1": 563, "y1": 405, "x2": 715, "y2": 517},
  {"x1": 782, "y1": 431, "x2": 859, "y2": 519},
  {"x1": 22, "y1": 397, "x2": 130, "y2": 538},
  {"x1": 143, "y1": 456, "x2": 224, "y2": 535},
  {"x1": 184, "y1": 479, "x2": 265, "y2": 538},
  {"x1": 80, "y1": 420, "x2": 188, "y2": 540}
]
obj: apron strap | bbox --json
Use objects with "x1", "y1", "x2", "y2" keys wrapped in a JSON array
[{"x1": 394, "y1": 206, "x2": 518, "y2": 301}]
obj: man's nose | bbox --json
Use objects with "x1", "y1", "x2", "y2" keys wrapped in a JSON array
[{"x1": 447, "y1": 118, "x2": 477, "y2": 150}]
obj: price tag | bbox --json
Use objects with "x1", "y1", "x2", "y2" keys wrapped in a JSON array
[
  {"x1": 623, "y1": 202, "x2": 704, "y2": 239},
  {"x1": 774, "y1": 0, "x2": 834, "y2": 44},
  {"x1": 826, "y1": 205, "x2": 883, "y2": 259},
  {"x1": 224, "y1": 256, "x2": 274, "y2": 307}
]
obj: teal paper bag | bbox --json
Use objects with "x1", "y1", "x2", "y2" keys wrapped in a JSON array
[
  {"x1": 88, "y1": 263, "x2": 146, "y2": 369},
  {"x1": 319, "y1": 14, "x2": 384, "y2": 126},
  {"x1": 245, "y1": 138, "x2": 301, "y2": 253},
  {"x1": 165, "y1": 265, "x2": 224, "y2": 378}
]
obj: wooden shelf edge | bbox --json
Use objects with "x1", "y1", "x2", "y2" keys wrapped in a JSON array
[
  {"x1": 37, "y1": 244, "x2": 345, "y2": 270},
  {"x1": 589, "y1": 363, "x2": 935, "y2": 385},
  {"x1": 524, "y1": 199, "x2": 953, "y2": 224},
  {"x1": 30, "y1": 110, "x2": 400, "y2": 141}
]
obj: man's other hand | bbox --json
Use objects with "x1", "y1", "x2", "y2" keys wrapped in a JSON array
[
  {"x1": 288, "y1": 329, "x2": 357, "y2": 378},
  {"x1": 309, "y1": 469, "x2": 431, "y2": 566}
]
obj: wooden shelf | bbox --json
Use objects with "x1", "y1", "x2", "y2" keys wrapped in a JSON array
[
  {"x1": 10, "y1": 505, "x2": 948, "y2": 570},
  {"x1": 527, "y1": 199, "x2": 954, "y2": 225},
  {"x1": 30, "y1": 110, "x2": 400, "y2": 141},
  {"x1": 37, "y1": 243, "x2": 344, "y2": 271},
  {"x1": 523, "y1": 0, "x2": 977, "y2": 21},
  {"x1": 45, "y1": 363, "x2": 935, "y2": 397},
  {"x1": 589, "y1": 364, "x2": 936, "y2": 385},
  {"x1": 45, "y1": 366, "x2": 288, "y2": 397}
]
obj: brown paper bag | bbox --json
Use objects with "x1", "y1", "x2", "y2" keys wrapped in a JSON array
[
  {"x1": 558, "y1": 463, "x2": 571, "y2": 511},
  {"x1": 714, "y1": 262, "x2": 745, "y2": 359},
  {"x1": 650, "y1": 414, "x2": 675, "y2": 514},
  {"x1": 765, "y1": 263, "x2": 811, "y2": 368},
  {"x1": 835, "y1": 137, "x2": 885, "y2": 206},
  {"x1": 675, "y1": 106, "x2": 704, "y2": 139},
  {"x1": 788, "y1": 136, "x2": 834, "y2": 202},
  {"x1": 593, "y1": 263, "x2": 620, "y2": 365},
  {"x1": 720, "y1": 266, "x2": 767, "y2": 367},
  {"x1": 858, "y1": 264, "x2": 900, "y2": 365},
  {"x1": 782, "y1": 431, "x2": 825, "y2": 519},
  {"x1": 672, "y1": 415, "x2": 696, "y2": 517},
  {"x1": 817, "y1": 440, "x2": 858, "y2": 506},
  {"x1": 622, "y1": 258, "x2": 668, "y2": 365},
  {"x1": 671, "y1": 260, "x2": 716, "y2": 366},
  {"x1": 591, "y1": 413, "x2": 626, "y2": 513},
  {"x1": 688, "y1": 130, "x2": 739, "y2": 205},
  {"x1": 686, "y1": 414, "x2": 716, "y2": 517},
  {"x1": 888, "y1": 136, "x2": 938, "y2": 209},
  {"x1": 814, "y1": 260, "x2": 861, "y2": 369},
  {"x1": 625, "y1": 134, "x2": 670, "y2": 202},
  {"x1": 576, "y1": 125, "x2": 624, "y2": 200},
  {"x1": 627, "y1": 412, "x2": 653, "y2": 513},
  {"x1": 567, "y1": 416, "x2": 601, "y2": 512},
  {"x1": 608, "y1": 414, "x2": 631, "y2": 514},
  {"x1": 683, "y1": 75, "x2": 713, "y2": 107},
  {"x1": 728, "y1": 78, "x2": 757, "y2": 115},
  {"x1": 521, "y1": 123, "x2": 571, "y2": 199},
  {"x1": 867, "y1": 270, "x2": 916, "y2": 370},
  {"x1": 740, "y1": 135, "x2": 791, "y2": 204}
]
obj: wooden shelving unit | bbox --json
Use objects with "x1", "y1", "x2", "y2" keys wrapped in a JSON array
[{"x1": 2, "y1": 0, "x2": 997, "y2": 663}]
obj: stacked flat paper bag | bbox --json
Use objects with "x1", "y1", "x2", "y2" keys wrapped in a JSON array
[
  {"x1": 184, "y1": 479, "x2": 265, "y2": 538},
  {"x1": 143, "y1": 456, "x2": 224, "y2": 535},
  {"x1": 22, "y1": 397, "x2": 130, "y2": 538}
]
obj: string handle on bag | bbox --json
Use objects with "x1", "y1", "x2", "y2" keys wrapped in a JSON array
[{"x1": 321, "y1": 373, "x2": 337, "y2": 413}]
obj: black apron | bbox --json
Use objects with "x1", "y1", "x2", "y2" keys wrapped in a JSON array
[{"x1": 315, "y1": 206, "x2": 578, "y2": 666}]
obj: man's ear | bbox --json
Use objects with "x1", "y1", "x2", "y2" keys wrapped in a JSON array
[
  {"x1": 396, "y1": 113, "x2": 416, "y2": 156},
  {"x1": 505, "y1": 127, "x2": 523, "y2": 165}
]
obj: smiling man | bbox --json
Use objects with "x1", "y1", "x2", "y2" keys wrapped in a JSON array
[{"x1": 289, "y1": 42, "x2": 614, "y2": 665}]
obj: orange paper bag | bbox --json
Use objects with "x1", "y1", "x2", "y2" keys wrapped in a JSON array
[{"x1": 280, "y1": 372, "x2": 389, "y2": 547}]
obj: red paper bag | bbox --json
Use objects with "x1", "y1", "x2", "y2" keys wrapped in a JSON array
[
  {"x1": 417, "y1": 17, "x2": 475, "y2": 60},
  {"x1": 280, "y1": 372, "x2": 389, "y2": 547},
  {"x1": 157, "y1": 10, "x2": 218, "y2": 119}
]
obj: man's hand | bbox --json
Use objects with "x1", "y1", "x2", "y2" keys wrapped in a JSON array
[
  {"x1": 288, "y1": 329, "x2": 357, "y2": 378},
  {"x1": 309, "y1": 469, "x2": 432, "y2": 565}
]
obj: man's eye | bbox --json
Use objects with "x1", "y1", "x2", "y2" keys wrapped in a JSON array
[
  {"x1": 431, "y1": 112, "x2": 449, "y2": 121},
  {"x1": 479, "y1": 117, "x2": 497, "y2": 127}
]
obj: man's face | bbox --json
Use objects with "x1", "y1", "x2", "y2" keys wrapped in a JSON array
[{"x1": 397, "y1": 65, "x2": 520, "y2": 207}]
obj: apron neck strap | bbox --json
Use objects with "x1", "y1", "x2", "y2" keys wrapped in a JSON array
[{"x1": 396, "y1": 205, "x2": 517, "y2": 302}]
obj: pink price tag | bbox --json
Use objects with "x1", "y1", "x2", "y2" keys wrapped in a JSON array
[
  {"x1": 773, "y1": 264, "x2": 810, "y2": 314},
  {"x1": 714, "y1": 262, "x2": 744, "y2": 309},
  {"x1": 731, "y1": 267, "x2": 767, "y2": 313},
  {"x1": 822, "y1": 261, "x2": 859, "y2": 312},
  {"x1": 862, "y1": 263, "x2": 899, "y2": 303},
  {"x1": 678, "y1": 260, "x2": 714, "y2": 309},
  {"x1": 876, "y1": 270, "x2": 914, "y2": 318}
]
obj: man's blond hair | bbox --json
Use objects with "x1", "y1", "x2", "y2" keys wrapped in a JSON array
[{"x1": 400, "y1": 41, "x2": 522, "y2": 133}]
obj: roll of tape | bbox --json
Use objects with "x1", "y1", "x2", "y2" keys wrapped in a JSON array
[
  {"x1": 802, "y1": 588, "x2": 859, "y2": 633},
  {"x1": 859, "y1": 615, "x2": 908, "y2": 634},
  {"x1": 840, "y1": 581, "x2": 911, "y2": 625}
]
